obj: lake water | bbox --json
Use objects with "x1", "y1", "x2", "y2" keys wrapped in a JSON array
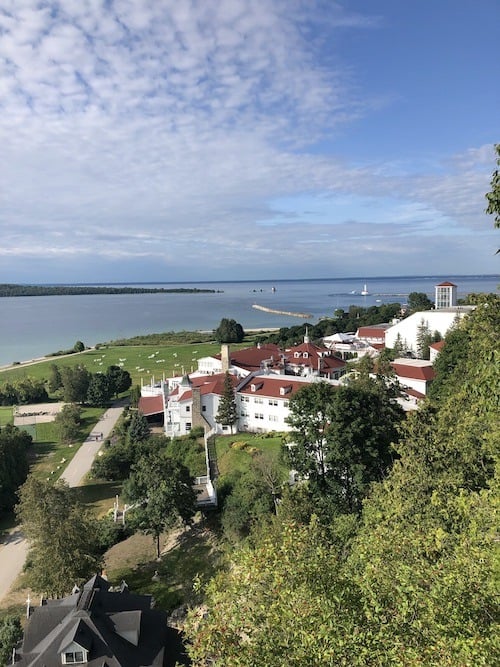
[{"x1": 0, "y1": 275, "x2": 498, "y2": 367}]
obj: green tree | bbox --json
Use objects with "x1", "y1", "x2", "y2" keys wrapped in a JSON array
[
  {"x1": 485, "y1": 143, "x2": 500, "y2": 227},
  {"x1": 16, "y1": 478, "x2": 102, "y2": 597},
  {"x1": 54, "y1": 403, "x2": 82, "y2": 443},
  {"x1": 60, "y1": 365, "x2": 91, "y2": 403},
  {"x1": 214, "y1": 318, "x2": 245, "y2": 343},
  {"x1": 0, "y1": 616, "x2": 23, "y2": 667},
  {"x1": 286, "y1": 380, "x2": 403, "y2": 514},
  {"x1": 416, "y1": 317, "x2": 432, "y2": 359},
  {"x1": 408, "y1": 291, "x2": 433, "y2": 312},
  {"x1": 48, "y1": 363, "x2": 62, "y2": 393},
  {"x1": 216, "y1": 371, "x2": 238, "y2": 431},
  {"x1": 127, "y1": 411, "x2": 151, "y2": 444},
  {"x1": 123, "y1": 452, "x2": 197, "y2": 558},
  {"x1": 73, "y1": 340, "x2": 85, "y2": 352},
  {"x1": 0, "y1": 424, "x2": 31, "y2": 515},
  {"x1": 86, "y1": 372, "x2": 112, "y2": 407},
  {"x1": 106, "y1": 365, "x2": 132, "y2": 397}
]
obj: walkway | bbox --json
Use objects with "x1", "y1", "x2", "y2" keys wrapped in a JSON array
[{"x1": 0, "y1": 401, "x2": 126, "y2": 603}]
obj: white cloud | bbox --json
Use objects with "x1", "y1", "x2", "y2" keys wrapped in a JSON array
[{"x1": 0, "y1": 1, "x2": 497, "y2": 281}]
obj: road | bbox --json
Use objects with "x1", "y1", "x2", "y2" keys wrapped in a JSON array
[{"x1": 0, "y1": 401, "x2": 125, "y2": 603}]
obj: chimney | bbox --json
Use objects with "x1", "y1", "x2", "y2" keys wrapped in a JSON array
[{"x1": 221, "y1": 344, "x2": 230, "y2": 372}]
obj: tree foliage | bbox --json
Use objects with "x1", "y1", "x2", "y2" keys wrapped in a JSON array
[
  {"x1": 485, "y1": 143, "x2": 500, "y2": 227},
  {"x1": 16, "y1": 477, "x2": 102, "y2": 597},
  {"x1": 0, "y1": 616, "x2": 23, "y2": 667},
  {"x1": 214, "y1": 318, "x2": 245, "y2": 343},
  {"x1": 216, "y1": 371, "x2": 238, "y2": 429},
  {"x1": 86, "y1": 372, "x2": 112, "y2": 407},
  {"x1": 60, "y1": 365, "x2": 91, "y2": 403},
  {"x1": 187, "y1": 294, "x2": 499, "y2": 666},
  {"x1": 408, "y1": 291, "x2": 433, "y2": 312},
  {"x1": 0, "y1": 424, "x2": 31, "y2": 515},
  {"x1": 106, "y1": 365, "x2": 132, "y2": 397},
  {"x1": 285, "y1": 379, "x2": 403, "y2": 513},
  {"x1": 54, "y1": 403, "x2": 82, "y2": 443},
  {"x1": 123, "y1": 451, "x2": 197, "y2": 558},
  {"x1": 0, "y1": 377, "x2": 48, "y2": 406}
]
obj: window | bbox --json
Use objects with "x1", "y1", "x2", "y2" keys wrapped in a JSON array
[
  {"x1": 268, "y1": 399, "x2": 278, "y2": 406},
  {"x1": 254, "y1": 413, "x2": 264, "y2": 420},
  {"x1": 269, "y1": 415, "x2": 278, "y2": 422},
  {"x1": 283, "y1": 400, "x2": 289, "y2": 408},
  {"x1": 202, "y1": 405, "x2": 206, "y2": 412},
  {"x1": 254, "y1": 397, "x2": 263, "y2": 404},
  {"x1": 64, "y1": 652, "x2": 85, "y2": 664},
  {"x1": 185, "y1": 406, "x2": 190, "y2": 412},
  {"x1": 240, "y1": 396, "x2": 249, "y2": 403},
  {"x1": 186, "y1": 422, "x2": 191, "y2": 431}
]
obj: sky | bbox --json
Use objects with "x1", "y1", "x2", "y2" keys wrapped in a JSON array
[{"x1": 0, "y1": 0, "x2": 499, "y2": 284}]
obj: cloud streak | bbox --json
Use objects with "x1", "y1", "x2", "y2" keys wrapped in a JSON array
[{"x1": 0, "y1": 0, "x2": 497, "y2": 282}]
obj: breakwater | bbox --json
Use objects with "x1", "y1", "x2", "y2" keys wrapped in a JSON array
[{"x1": 252, "y1": 304, "x2": 313, "y2": 319}]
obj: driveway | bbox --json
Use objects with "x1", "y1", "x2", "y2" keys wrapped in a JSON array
[{"x1": 0, "y1": 401, "x2": 126, "y2": 603}]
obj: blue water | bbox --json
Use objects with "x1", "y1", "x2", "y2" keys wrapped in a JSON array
[{"x1": 0, "y1": 275, "x2": 498, "y2": 367}]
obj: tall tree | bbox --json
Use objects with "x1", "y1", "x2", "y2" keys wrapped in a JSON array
[
  {"x1": 123, "y1": 452, "x2": 197, "y2": 558},
  {"x1": 0, "y1": 424, "x2": 31, "y2": 515},
  {"x1": 54, "y1": 403, "x2": 82, "y2": 443},
  {"x1": 86, "y1": 372, "x2": 112, "y2": 407},
  {"x1": 60, "y1": 365, "x2": 91, "y2": 403},
  {"x1": 48, "y1": 363, "x2": 62, "y2": 393},
  {"x1": 216, "y1": 372, "x2": 238, "y2": 432},
  {"x1": 127, "y1": 411, "x2": 151, "y2": 444},
  {"x1": 106, "y1": 365, "x2": 132, "y2": 397},
  {"x1": 416, "y1": 317, "x2": 432, "y2": 359},
  {"x1": 286, "y1": 379, "x2": 403, "y2": 513},
  {"x1": 214, "y1": 318, "x2": 245, "y2": 343},
  {"x1": 16, "y1": 478, "x2": 102, "y2": 597}
]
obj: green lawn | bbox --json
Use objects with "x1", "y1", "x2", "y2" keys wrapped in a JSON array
[
  {"x1": 215, "y1": 433, "x2": 286, "y2": 477},
  {"x1": 28, "y1": 406, "x2": 105, "y2": 480},
  {"x1": 0, "y1": 341, "x2": 243, "y2": 388},
  {"x1": 0, "y1": 406, "x2": 13, "y2": 428}
]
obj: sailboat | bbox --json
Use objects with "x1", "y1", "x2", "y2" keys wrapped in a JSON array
[{"x1": 361, "y1": 283, "x2": 369, "y2": 296}]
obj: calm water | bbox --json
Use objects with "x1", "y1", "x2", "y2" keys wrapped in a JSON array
[{"x1": 0, "y1": 275, "x2": 498, "y2": 367}]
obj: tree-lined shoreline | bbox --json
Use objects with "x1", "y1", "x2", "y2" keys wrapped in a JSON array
[{"x1": 0, "y1": 284, "x2": 221, "y2": 297}]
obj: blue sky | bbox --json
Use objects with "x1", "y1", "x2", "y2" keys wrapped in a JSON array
[{"x1": 0, "y1": 0, "x2": 498, "y2": 283}]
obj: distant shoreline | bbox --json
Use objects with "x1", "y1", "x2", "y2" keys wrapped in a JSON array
[{"x1": 0, "y1": 285, "x2": 221, "y2": 297}]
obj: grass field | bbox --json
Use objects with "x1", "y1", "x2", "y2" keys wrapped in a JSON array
[
  {"x1": 0, "y1": 340, "x2": 250, "y2": 388},
  {"x1": 216, "y1": 432, "x2": 286, "y2": 476}
]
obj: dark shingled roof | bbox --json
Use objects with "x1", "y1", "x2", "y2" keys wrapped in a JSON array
[{"x1": 16, "y1": 575, "x2": 189, "y2": 666}]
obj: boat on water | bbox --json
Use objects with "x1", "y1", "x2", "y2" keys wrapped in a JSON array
[{"x1": 361, "y1": 283, "x2": 369, "y2": 296}]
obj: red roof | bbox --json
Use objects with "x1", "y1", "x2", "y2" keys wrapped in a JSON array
[
  {"x1": 239, "y1": 375, "x2": 334, "y2": 400},
  {"x1": 284, "y1": 341, "x2": 345, "y2": 374},
  {"x1": 404, "y1": 387, "x2": 426, "y2": 399},
  {"x1": 392, "y1": 362, "x2": 435, "y2": 381},
  {"x1": 436, "y1": 281, "x2": 457, "y2": 287},
  {"x1": 215, "y1": 344, "x2": 282, "y2": 371},
  {"x1": 174, "y1": 373, "x2": 239, "y2": 402},
  {"x1": 138, "y1": 395, "x2": 164, "y2": 416},
  {"x1": 430, "y1": 340, "x2": 445, "y2": 351}
]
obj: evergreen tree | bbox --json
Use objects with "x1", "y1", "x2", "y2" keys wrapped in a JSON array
[
  {"x1": 127, "y1": 411, "x2": 151, "y2": 444},
  {"x1": 216, "y1": 372, "x2": 238, "y2": 431},
  {"x1": 48, "y1": 363, "x2": 62, "y2": 393},
  {"x1": 0, "y1": 616, "x2": 23, "y2": 667},
  {"x1": 60, "y1": 365, "x2": 91, "y2": 403}
]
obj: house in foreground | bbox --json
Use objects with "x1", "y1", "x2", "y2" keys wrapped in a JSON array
[{"x1": 14, "y1": 574, "x2": 187, "y2": 666}]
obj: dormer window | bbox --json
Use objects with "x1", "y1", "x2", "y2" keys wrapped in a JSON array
[
  {"x1": 280, "y1": 385, "x2": 292, "y2": 395},
  {"x1": 250, "y1": 382, "x2": 263, "y2": 392},
  {"x1": 303, "y1": 352, "x2": 309, "y2": 358},
  {"x1": 62, "y1": 650, "x2": 86, "y2": 664}
]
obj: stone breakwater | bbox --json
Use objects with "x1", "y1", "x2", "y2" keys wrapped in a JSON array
[{"x1": 252, "y1": 304, "x2": 313, "y2": 319}]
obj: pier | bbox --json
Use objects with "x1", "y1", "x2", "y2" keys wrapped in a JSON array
[{"x1": 252, "y1": 304, "x2": 313, "y2": 319}]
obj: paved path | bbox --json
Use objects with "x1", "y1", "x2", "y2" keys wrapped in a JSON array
[
  {"x1": 0, "y1": 401, "x2": 126, "y2": 603},
  {"x1": 60, "y1": 404, "x2": 125, "y2": 487}
]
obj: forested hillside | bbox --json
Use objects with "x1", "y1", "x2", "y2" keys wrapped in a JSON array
[{"x1": 185, "y1": 292, "x2": 499, "y2": 666}]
